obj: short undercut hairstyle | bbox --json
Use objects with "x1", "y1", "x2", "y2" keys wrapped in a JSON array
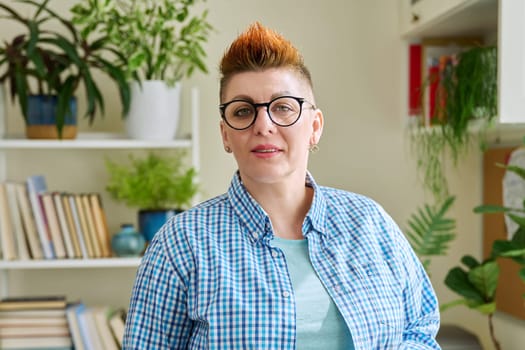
[{"x1": 219, "y1": 22, "x2": 313, "y2": 101}]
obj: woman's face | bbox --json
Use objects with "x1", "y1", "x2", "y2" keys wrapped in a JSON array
[{"x1": 220, "y1": 68, "x2": 323, "y2": 186}]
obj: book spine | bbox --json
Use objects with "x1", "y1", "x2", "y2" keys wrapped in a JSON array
[{"x1": 26, "y1": 175, "x2": 55, "y2": 259}]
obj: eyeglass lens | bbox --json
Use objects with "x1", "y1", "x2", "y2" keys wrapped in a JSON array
[{"x1": 223, "y1": 96, "x2": 302, "y2": 129}]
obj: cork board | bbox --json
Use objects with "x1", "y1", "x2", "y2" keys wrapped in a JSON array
[{"x1": 482, "y1": 146, "x2": 525, "y2": 320}]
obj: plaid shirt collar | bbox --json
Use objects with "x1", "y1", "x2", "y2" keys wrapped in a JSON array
[{"x1": 227, "y1": 171, "x2": 327, "y2": 244}]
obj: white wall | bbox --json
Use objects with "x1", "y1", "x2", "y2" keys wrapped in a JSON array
[{"x1": 2, "y1": 0, "x2": 525, "y2": 348}]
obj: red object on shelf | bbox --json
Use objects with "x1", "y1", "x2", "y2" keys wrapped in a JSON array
[
  {"x1": 428, "y1": 64, "x2": 440, "y2": 122},
  {"x1": 408, "y1": 44, "x2": 422, "y2": 116}
]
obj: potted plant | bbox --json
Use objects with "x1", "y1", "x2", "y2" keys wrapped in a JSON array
[
  {"x1": 441, "y1": 147, "x2": 525, "y2": 350},
  {"x1": 105, "y1": 151, "x2": 199, "y2": 241},
  {"x1": 0, "y1": 0, "x2": 131, "y2": 139},
  {"x1": 70, "y1": 0, "x2": 213, "y2": 140}
]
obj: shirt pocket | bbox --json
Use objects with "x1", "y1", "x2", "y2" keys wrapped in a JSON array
[{"x1": 345, "y1": 259, "x2": 404, "y2": 345}]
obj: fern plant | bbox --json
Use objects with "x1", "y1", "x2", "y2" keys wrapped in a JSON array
[{"x1": 405, "y1": 195, "x2": 456, "y2": 271}]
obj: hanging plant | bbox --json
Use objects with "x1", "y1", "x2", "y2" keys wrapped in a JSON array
[{"x1": 409, "y1": 45, "x2": 498, "y2": 201}]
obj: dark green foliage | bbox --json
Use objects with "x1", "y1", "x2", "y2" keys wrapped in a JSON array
[
  {"x1": 443, "y1": 256, "x2": 499, "y2": 315},
  {"x1": 405, "y1": 196, "x2": 456, "y2": 270},
  {"x1": 105, "y1": 152, "x2": 198, "y2": 210},
  {"x1": 0, "y1": 0, "x2": 131, "y2": 137}
]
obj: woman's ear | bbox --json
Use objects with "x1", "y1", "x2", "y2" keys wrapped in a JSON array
[
  {"x1": 310, "y1": 108, "x2": 324, "y2": 145},
  {"x1": 220, "y1": 120, "x2": 231, "y2": 151}
]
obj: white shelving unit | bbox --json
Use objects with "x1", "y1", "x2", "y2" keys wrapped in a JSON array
[
  {"x1": 399, "y1": 0, "x2": 525, "y2": 126},
  {"x1": 0, "y1": 88, "x2": 200, "y2": 302}
]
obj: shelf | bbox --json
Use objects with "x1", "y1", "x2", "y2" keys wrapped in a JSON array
[
  {"x1": 0, "y1": 132, "x2": 192, "y2": 149},
  {"x1": 401, "y1": 0, "x2": 498, "y2": 39},
  {"x1": 0, "y1": 257, "x2": 142, "y2": 269}
]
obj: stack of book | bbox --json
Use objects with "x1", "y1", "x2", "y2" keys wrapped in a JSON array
[
  {"x1": 0, "y1": 296, "x2": 127, "y2": 350},
  {"x1": 0, "y1": 175, "x2": 113, "y2": 261},
  {"x1": 0, "y1": 296, "x2": 72, "y2": 350}
]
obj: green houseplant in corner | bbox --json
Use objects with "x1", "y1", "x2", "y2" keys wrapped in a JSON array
[
  {"x1": 71, "y1": 0, "x2": 213, "y2": 140},
  {"x1": 442, "y1": 148, "x2": 525, "y2": 350},
  {"x1": 105, "y1": 151, "x2": 199, "y2": 241},
  {"x1": 0, "y1": 0, "x2": 131, "y2": 139}
]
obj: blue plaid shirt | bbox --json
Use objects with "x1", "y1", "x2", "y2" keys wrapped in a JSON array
[{"x1": 123, "y1": 173, "x2": 440, "y2": 349}]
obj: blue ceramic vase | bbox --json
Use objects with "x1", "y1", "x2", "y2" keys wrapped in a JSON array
[{"x1": 111, "y1": 224, "x2": 146, "y2": 257}]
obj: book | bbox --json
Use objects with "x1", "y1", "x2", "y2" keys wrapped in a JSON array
[
  {"x1": 73, "y1": 194, "x2": 95, "y2": 258},
  {"x1": 26, "y1": 175, "x2": 55, "y2": 259},
  {"x1": 88, "y1": 193, "x2": 111, "y2": 257},
  {"x1": 0, "y1": 296, "x2": 67, "y2": 311},
  {"x1": 5, "y1": 182, "x2": 31, "y2": 260},
  {"x1": 66, "y1": 194, "x2": 89, "y2": 259},
  {"x1": 53, "y1": 192, "x2": 76, "y2": 258},
  {"x1": 108, "y1": 308, "x2": 126, "y2": 347},
  {"x1": 92, "y1": 306, "x2": 119, "y2": 350},
  {"x1": 60, "y1": 194, "x2": 82, "y2": 258},
  {"x1": 0, "y1": 336, "x2": 73, "y2": 349},
  {"x1": 0, "y1": 182, "x2": 17, "y2": 260},
  {"x1": 40, "y1": 193, "x2": 67, "y2": 259},
  {"x1": 76, "y1": 305, "x2": 104, "y2": 350},
  {"x1": 14, "y1": 182, "x2": 44, "y2": 259},
  {"x1": 0, "y1": 309, "x2": 66, "y2": 318},
  {"x1": 80, "y1": 194, "x2": 102, "y2": 258},
  {"x1": 0, "y1": 316, "x2": 68, "y2": 327},
  {"x1": 65, "y1": 303, "x2": 86, "y2": 350},
  {"x1": 0, "y1": 324, "x2": 70, "y2": 337},
  {"x1": 408, "y1": 43, "x2": 422, "y2": 118}
]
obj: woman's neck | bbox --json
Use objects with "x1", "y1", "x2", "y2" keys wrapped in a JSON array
[{"x1": 243, "y1": 175, "x2": 313, "y2": 240}]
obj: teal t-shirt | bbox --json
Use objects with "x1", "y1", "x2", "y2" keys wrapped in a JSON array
[{"x1": 272, "y1": 237, "x2": 354, "y2": 349}]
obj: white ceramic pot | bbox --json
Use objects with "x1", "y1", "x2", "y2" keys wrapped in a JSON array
[{"x1": 125, "y1": 80, "x2": 182, "y2": 140}]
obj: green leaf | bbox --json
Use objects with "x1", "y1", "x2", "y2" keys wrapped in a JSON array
[
  {"x1": 508, "y1": 213, "x2": 525, "y2": 227},
  {"x1": 445, "y1": 266, "x2": 485, "y2": 303},
  {"x1": 471, "y1": 301, "x2": 496, "y2": 315},
  {"x1": 461, "y1": 255, "x2": 480, "y2": 269},
  {"x1": 467, "y1": 261, "x2": 499, "y2": 299},
  {"x1": 440, "y1": 299, "x2": 468, "y2": 312},
  {"x1": 404, "y1": 196, "x2": 456, "y2": 266}
]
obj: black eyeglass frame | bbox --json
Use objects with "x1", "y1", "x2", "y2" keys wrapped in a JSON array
[{"x1": 219, "y1": 95, "x2": 316, "y2": 130}]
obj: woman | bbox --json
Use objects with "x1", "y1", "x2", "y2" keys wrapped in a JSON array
[{"x1": 123, "y1": 22, "x2": 440, "y2": 349}]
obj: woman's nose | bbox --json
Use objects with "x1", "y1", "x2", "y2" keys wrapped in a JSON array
[{"x1": 252, "y1": 106, "x2": 275, "y2": 134}]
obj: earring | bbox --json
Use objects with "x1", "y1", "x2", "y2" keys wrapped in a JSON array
[
  {"x1": 225, "y1": 146, "x2": 232, "y2": 153},
  {"x1": 309, "y1": 144, "x2": 319, "y2": 153}
]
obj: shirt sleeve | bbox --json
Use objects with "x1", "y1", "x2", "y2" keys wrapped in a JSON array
[
  {"x1": 123, "y1": 224, "x2": 194, "y2": 349},
  {"x1": 386, "y1": 212, "x2": 441, "y2": 349}
]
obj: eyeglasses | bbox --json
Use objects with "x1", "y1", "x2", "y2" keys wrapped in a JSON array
[{"x1": 219, "y1": 95, "x2": 316, "y2": 130}]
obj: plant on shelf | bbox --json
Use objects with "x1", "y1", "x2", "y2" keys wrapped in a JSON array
[
  {"x1": 71, "y1": 0, "x2": 213, "y2": 86},
  {"x1": 70, "y1": 0, "x2": 213, "y2": 140},
  {"x1": 0, "y1": 0, "x2": 131, "y2": 139},
  {"x1": 105, "y1": 151, "x2": 199, "y2": 241},
  {"x1": 409, "y1": 45, "x2": 498, "y2": 202}
]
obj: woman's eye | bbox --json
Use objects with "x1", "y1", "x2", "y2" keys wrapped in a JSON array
[
  {"x1": 273, "y1": 104, "x2": 293, "y2": 113},
  {"x1": 233, "y1": 107, "x2": 254, "y2": 117}
]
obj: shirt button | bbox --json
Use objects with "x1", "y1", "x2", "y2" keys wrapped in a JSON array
[
  {"x1": 334, "y1": 285, "x2": 342, "y2": 293},
  {"x1": 282, "y1": 291, "x2": 290, "y2": 298},
  {"x1": 271, "y1": 251, "x2": 279, "y2": 258},
  {"x1": 253, "y1": 232, "x2": 259, "y2": 239}
]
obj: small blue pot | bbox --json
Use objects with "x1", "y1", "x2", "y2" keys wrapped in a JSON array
[
  {"x1": 138, "y1": 209, "x2": 181, "y2": 242},
  {"x1": 26, "y1": 95, "x2": 78, "y2": 139},
  {"x1": 111, "y1": 224, "x2": 146, "y2": 257},
  {"x1": 27, "y1": 95, "x2": 77, "y2": 125}
]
